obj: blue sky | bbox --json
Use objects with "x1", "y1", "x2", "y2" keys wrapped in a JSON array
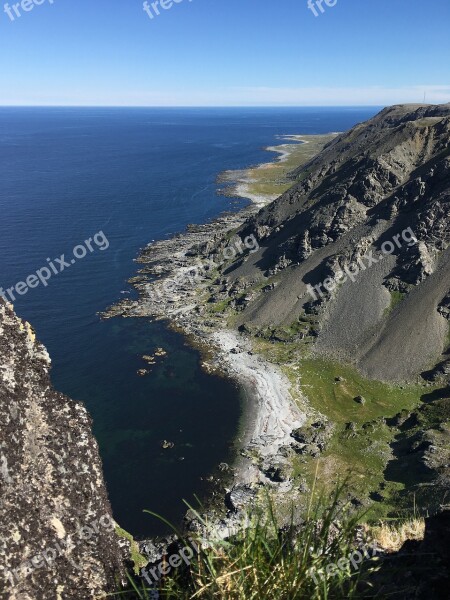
[{"x1": 0, "y1": 0, "x2": 449, "y2": 106}]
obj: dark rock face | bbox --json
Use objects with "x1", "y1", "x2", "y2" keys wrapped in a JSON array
[
  {"x1": 0, "y1": 300, "x2": 125, "y2": 599},
  {"x1": 225, "y1": 485, "x2": 257, "y2": 513},
  {"x1": 423, "y1": 356, "x2": 450, "y2": 383}
]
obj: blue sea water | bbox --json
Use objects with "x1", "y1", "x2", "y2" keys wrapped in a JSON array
[{"x1": 0, "y1": 107, "x2": 379, "y2": 537}]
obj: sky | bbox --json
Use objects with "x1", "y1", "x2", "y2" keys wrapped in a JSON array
[{"x1": 0, "y1": 0, "x2": 449, "y2": 106}]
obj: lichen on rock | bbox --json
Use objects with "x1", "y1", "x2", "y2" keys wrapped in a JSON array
[{"x1": 0, "y1": 299, "x2": 125, "y2": 599}]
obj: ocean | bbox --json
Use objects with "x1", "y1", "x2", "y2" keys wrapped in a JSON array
[{"x1": 0, "y1": 106, "x2": 379, "y2": 537}]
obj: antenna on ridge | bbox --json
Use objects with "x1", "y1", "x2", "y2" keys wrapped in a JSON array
[{"x1": 423, "y1": 91, "x2": 427, "y2": 103}]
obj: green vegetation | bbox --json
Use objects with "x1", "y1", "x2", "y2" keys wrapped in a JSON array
[
  {"x1": 296, "y1": 358, "x2": 424, "y2": 423},
  {"x1": 207, "y1": 298, "x2": 231, "y2": 314},
  {"x1": 252, "y1": 315, "x2": 320, "y2": 344},
  {"x1": 381, "y1": 390, "x2": 450, "y2": 512},
  {"x1": 293, "y1": 358, "x2": 429, "y2": 515},
  {"x1": 111, "y1": 484, "x2": 380, "y2": 599},
  {"x1": 385, "y1": 290, "x2": 406, "y2": 315},
  {"x1": 225, "y1": 134, "x2": 336, "y2": 202},
  {"x1": 115, "y1": 526, "x2": 148, "y2": 574},
  {"x1": 251, "y1": 336, "x2": 434, "y2": 517}
]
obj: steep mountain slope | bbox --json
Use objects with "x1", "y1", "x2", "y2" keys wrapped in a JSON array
[{"x1": 221, "y1": 104, "x2": 450, "y2": 382}]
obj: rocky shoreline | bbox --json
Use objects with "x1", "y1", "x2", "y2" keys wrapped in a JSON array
[
  {"x1": 102, "y1": 136, "x2": 328, "y2": 536},
  {"x1": 102, "y1": 214, "x2": 307, "y2": 532}
]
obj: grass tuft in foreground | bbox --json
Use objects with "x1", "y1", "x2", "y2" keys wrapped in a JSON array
[
  {"x1": 109, "y1": 481, "x2": 381, "y2": 599},
  {"x1": 368, "y1": 517, "x2": 425, "y2": 553}
]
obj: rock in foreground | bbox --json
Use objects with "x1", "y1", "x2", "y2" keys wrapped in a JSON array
[{"x1": 0, "y1": 300, "x2": 125, "y2": 599}]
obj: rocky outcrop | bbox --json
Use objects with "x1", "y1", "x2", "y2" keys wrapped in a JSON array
[
  {"x1": 438, "y1": 291, "x2": 450, "y2": 319},
  {"x1": 0, "y1": 300, "x2": 125, "y2": 599},
  {"x1": 379, "y1": 390, "x2": 450, "y2": 512},
  {"x1": 291, "y1": 419, "x2": 334, "y2": 457}
]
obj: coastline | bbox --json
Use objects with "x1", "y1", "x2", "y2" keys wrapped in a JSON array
[
  {"x1": 211, "y1": 330, "x2": 304, "y2": 486},
  {"x1": 102, "y1": 210, "x2": 304, "y2": 487},
  {"x1": 103, "y1": 133, "x2": 334, "y2": 527},
  {"x1": 217, "y1": 133, "x2": 337, "y2": 205}
]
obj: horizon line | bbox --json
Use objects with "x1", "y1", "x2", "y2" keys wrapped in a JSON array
[{"x1": 0, "y1": 103, "x2": 403, "y2": 109}]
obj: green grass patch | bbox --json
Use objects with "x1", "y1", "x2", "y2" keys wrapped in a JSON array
[
  {"x1": 297, "y1": 357, "x2": 424, "y2": 424},
  {"x1": 253, "y1": 338, "x2": 300, "y2": 366},
  {"x1": 226, "y1": 134, "x2": 336, "y2": 202},
  {"x1": 291, "y1": 358, "x2": 432, "y2": 516},
  {"x1": 207, "y1": 298, "x2": 232, "y2": 314},
  {"x1": 115, "y1": 526, "x2": 147, "y2": 574},
  {"x1": 251, "y1": 341, "x2": 434, "y2": 517},
  {"x1": 254, "y1": 322, "x2": 312, "y2": 343},
  {"x1": 385, "y1": 290, "x2": 406, "y2": 315}
]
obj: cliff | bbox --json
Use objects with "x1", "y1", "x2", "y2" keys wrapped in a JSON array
[{"x1": 0, "y1": 299, "x2": 125, "y2": 599}]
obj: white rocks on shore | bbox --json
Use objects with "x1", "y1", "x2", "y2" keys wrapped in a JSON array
[{"x1": 212, "y1": 329, "x2": 305, "y2": 485}]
